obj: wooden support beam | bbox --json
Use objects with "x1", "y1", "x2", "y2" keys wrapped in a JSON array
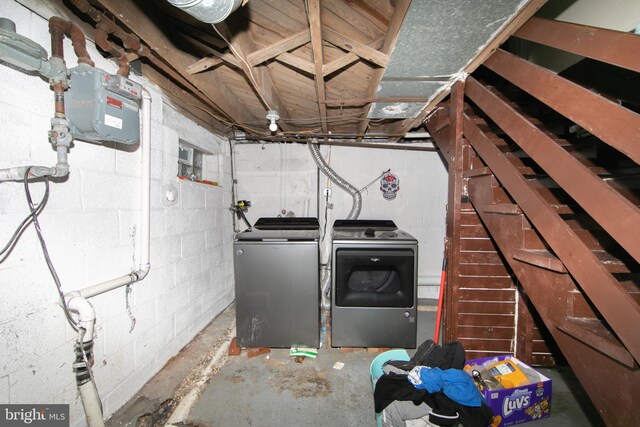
[
  {"x1": 275, "y1": 52, "x2": 316, "y2": 75},
  {"x1": 356, "y1": 0, "x2": 411, "y2": 139},
  {"x1": 247, "y1": 30, "x2": 311, "y2": 66},
  {"x1": 213, "y1": 20, "x2": 289, "y2": 124},
  {"x1": 187, "y1": 56, "x2": 223, "y2": 74},
  {"x1": 323, "y1": 28, "x2": 389, "y2": 67},
  {"x1": 466, "y1": 76, "x2": 640, "y2": 264},
  {"x1": 323, "y1": 36, "x2": 385, "y2": 77},
  {"x1": 514, "y1": 17, "x2": 640, "y2": 73},
  {"x1": 463, "y1": 106, "x2": 640, "y2": 364},
  {"x1": 307, "y1": 0, "x2": 328, "y2": 133},
  {"x1": 443, "y1": 81, "x2": 466, "y2": 344},
  {"x1": 95, "y1": 0, "x2": 252, "y2": 125},
  {"x1": 485, "y1": 49, "x2": 640, "y2": 165},
  {"x1": 323, "y1": 53, "x2": 360, "y2": 77}
]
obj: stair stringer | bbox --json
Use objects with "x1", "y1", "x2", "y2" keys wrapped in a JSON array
[{"x1": 468, "y1": 174, "x2": 640, "y2": 427}]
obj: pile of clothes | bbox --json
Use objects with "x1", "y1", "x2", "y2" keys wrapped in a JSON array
[{"x1": 374, "y1": 340, "x2": 493, "y2": 426}]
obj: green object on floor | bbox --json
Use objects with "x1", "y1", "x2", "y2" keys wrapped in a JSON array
[{"x1": 289, "y1": 347, "x2": 318, "y2": 358}]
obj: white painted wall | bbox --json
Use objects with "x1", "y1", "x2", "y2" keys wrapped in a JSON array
[
  {"x1": 235, "y1": 143, "x2": 448, "y2": 298},
  {"x1": 0, "y1": 1, "x2": 234, "y2": 425}
]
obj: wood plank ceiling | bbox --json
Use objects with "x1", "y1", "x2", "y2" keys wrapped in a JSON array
[{"x1": 80, "y1": 0, "x2": 542, "y2": 143}]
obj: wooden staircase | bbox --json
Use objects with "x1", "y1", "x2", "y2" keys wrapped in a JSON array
[{"x1": 425, "y1": 18, "x2": 640, "y2": 426}]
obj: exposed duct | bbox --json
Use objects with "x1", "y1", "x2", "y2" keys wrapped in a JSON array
[
  {"x1": 165, "y1": 0, "x2": 244, "y2": 24},
  {"x1": 308, "y1": 141, "x2": 361, "y2": 220}
]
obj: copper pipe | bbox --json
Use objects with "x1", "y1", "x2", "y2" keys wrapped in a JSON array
[
  {"x1": 48, "y1": 17, "x2": 94, "y2": 66},
  {"x1": 48, "y1": 17, "x2": 66, "y2": 60},
  {"x1": 52, "y1": 82, "x2": 66, "y2": 117},
  {"x1": 95, "y1": 22, "x2": 130, "y2": 76}
]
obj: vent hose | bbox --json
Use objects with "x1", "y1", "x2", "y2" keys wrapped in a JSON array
[
  {"x1": 308, "y1": 140, "x2": 361, "y2": 310},
  {"x1": 307, "y1": 141, "x2": 361, "y2": 219}
]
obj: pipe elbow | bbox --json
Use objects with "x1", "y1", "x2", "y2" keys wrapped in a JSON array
[
  {"x1": 65, "y1": 294, "x2": 96, "y2": 325},
  {"x1": 135, "y1": 263, "x2": 150, "y2": 281}
]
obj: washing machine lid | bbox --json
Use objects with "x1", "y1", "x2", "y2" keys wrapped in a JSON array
[
  {"x1": 254, "y1": 217, "x2": 319, "y2": 230},
  {"x1": 237, "y1": 217, "x2": 320, "y2": 241}
]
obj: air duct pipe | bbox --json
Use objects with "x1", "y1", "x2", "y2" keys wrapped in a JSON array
[
  {"x1": 308, "y1": 140, "x2": 361, "y2": 310},
  {"x1": 308, "y1": 141, "x2": 361, "y2": 220},
  {"x1": 165, "y1": 0, "x2": 244, "y2": 24}
]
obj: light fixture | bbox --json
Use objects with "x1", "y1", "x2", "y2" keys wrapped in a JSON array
[{"x1": 266, "y1": 110, "x2": 279, "y2": 133}]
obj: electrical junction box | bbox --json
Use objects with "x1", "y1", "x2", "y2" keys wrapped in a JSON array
[{"x1": 64, "y1": 64, "x2": 142, "y2": 145}]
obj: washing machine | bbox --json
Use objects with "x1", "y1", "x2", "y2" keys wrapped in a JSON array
[
  {"x1": 331, "y1": 219, "x2": 418, "y2": 348},
  {"x1": 234, "y1": 217, "x2": 320, "y2": 348}
]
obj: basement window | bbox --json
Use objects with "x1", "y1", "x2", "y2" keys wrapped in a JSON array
[
  {"x1": 177, "y1": 139, "x2": 221, "y2": 186},
  {"x1": 178, "y1": 141, "x2": 204, "y2": 181}
]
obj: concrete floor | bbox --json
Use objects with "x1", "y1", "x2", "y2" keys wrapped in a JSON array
[{"x1": 108, "y1": 301, "x2": 604, "y2": 427}]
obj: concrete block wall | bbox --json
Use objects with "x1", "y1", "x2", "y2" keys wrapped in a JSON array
[
  {"x1": 0, "y1": 2, "x2": 234, "y2": 425},
  {"x1": 235, "y1": 143, "x2": 448, "y2": 298}
]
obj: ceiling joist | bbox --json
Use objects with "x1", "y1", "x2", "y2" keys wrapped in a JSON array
[
  {"x1": 248, "y1": 30, "x2": 311, "y2": 66},
  {"x1": 307, "y1": 0, "x2": 328, "y2": 133},
  {"x1": 323, "y1": 28, "x2": 389, "y2": 68},
  {"x1": 214, "y1": 19, "x2": 291, "y2": 129},
  {"x1": 275, "y1": 52, "x2": 316, "y2": 75}
]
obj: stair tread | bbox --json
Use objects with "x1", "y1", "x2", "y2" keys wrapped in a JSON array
[
  {"x1": 558, "y1": 318, "x2": 637, "y2": 368},
  {"x1": 514, "y1": 249, "x2": 567, "y2": 273},
  {"x1": 483, "y1": 203, "x2": 523, "y2": 215}
]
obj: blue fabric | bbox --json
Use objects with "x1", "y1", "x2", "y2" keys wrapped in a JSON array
[{"x1": 407, "y1": 366, "x2": 484, "y2": 407}]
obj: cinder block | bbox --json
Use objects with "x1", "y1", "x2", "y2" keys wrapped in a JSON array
[
  {"x1": 156, "y1": 285, "x2": 189, "y2": 321},
  {"x1": 103, "y1": 358, "x2": 156, "y2": 419},
  {"x1": 150, "y1": 235, "x2": 181, "y2": 266},
  {"x1": 8, "y1": 343, "x2": 74, "y2": 404},
  {"x1": 165, "y1": 206, "x2": 194, "y2": 237},
  {"x1": 84, "y1": 245, "x2": 136, "y2": 286},
  {"x1": 205, "y1": 186, "x2": 223, "y2": 210},
  {"x1": 102, "y1": 311, "x2": 139, "y2": 358},
  {"x1": 115, "y1": 144, "x2": 143, "y2": 178},
  {"x1": 178, "y1": 180, "x2": 206, "y2": 210},
  {"x1": 142, "y1": 262, "x2": 175, "y2": 296},
  {"x1": 175, "y1": 254, "x2": 201, "y2": 284},
  {"x1": 69, "y1": 142, "x2": 117, "y2": 174},
  {"x1": 0, "y1": 262, "x2": 57, "y2": 324},
  {"x1": 81, "y1": 170, "x2": 140, "y2": 211},
  {"x1": 187, "y1": 271, "x2": 208, "y2": 301},
  {"x1": 175, "y1": 299, "x2": 201, "y2": 337},
  {"x1": 180, "y1": 231, "x2": 207, "y2": 259},
  {"x1": 93, "y1": 342, "x2": 135, "y2": 401},
  {"x1": 0, "y1": 305, "x2": 67, "y2": 377},
  {"x1": 150, "y1": 148, "x2": 164, "y2": 181}
]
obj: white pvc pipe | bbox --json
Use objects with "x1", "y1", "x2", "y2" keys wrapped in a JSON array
[
  {"x1": 66, "y1": 295, "x2": 96, "y2": 340},
  {"x1": 78, "y1": 382, "x2": 105, "y2": 427}
]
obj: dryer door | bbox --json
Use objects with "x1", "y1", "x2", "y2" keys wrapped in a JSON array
[{"x1": 334, "y1": 248, "x2": 414, "y2": 308}]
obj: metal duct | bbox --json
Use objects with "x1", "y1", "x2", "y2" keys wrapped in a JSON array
[
  {"x1": 308, "y1": 141, "x2": 361, "y2": 220},
  {"x1": 165, "y1": 0, "x2": 243, "y2": 24}
]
